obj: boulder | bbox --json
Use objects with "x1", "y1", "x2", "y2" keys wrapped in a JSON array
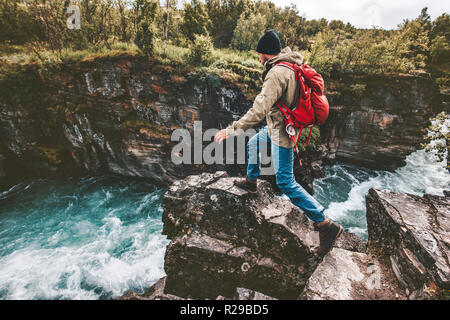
[
  {"x1": 164, "y1": 231, "x2": 304, "y2": 299},
  {"x1": 161, "y1": 171, "x2": 365, "y2": 299},
  {"x1": 366, "y1": 188, "x2": 450, "y2": 299},
  {"x1": 299, "y1": 248, "x2": 406, "y2": 300}
]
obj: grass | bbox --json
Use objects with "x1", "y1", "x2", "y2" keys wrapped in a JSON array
[
  {"x1": 0, "y1": 39, "x2": 265, "y2": 105},
  {"x1": 59, "y1": 41, "x2": 141, "y2": 62},
  {"x1": 152, "y1": 38, "x2": 259, "y2": 66},
  {"x1": 212, "y1": 47, "x2": 259, "y2": 67},
  {"x1": 153, "y1": 39, "x2": 189, "y2": 65},
  {"x1": 151, "y1": 39, "x2": 261, "y2": 83},
  {"x1": 0, "y1": 39, "x2": 261, "y2": 84},
  {"x1": 0, "y1": 41, "x2": 141, "y2": 70}
]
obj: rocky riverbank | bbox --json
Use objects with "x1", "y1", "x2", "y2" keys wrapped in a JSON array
[{"x1": 119, "y1": 171, "x2": 449, "y2": 300}]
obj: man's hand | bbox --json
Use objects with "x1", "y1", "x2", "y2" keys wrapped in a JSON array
[{"x1": 214, "y1": 129, "x2": 228, "y2": 144}]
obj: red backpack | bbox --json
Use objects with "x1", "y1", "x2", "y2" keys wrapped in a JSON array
[{"x1": 274, "y1": 61, "x2": 329, "y2": 166}]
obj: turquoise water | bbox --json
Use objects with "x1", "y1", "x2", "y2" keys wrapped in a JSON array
[
  {"x1": 0, "y1": 175, "x2": 169, "y2": 299},
  {"x1": 0, "y1": 150, "x2": 448, "y2": 299}
]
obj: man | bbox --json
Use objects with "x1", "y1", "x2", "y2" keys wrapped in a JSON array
[{"x1": 214, "y1": 29, "x2": 343, "y2": 255}]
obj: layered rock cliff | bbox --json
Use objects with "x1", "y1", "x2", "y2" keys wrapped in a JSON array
[
  {"x1": 323, "y1": 74, "x2": 443, "y2": 170},
  {"x1": 0, "y1": 55, "x2": 444, "y2": 192},
  {"x1": 0, "y1": 57, "x2": 253, "y2": 188},
  {"x1": 119, "y1": 172, "x2": 449, "y2": 300}
]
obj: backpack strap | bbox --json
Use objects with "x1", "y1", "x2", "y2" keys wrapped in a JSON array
[
  {"x1": 299, "y1": 65, "x2": 317, "y2": 124},
  {"x1": 273, "y1": 61, "x2": 301, "y2": 110}
]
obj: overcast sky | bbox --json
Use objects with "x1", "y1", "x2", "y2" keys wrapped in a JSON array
[
  {"x1": 177, "y1": 1, "x2": 449, "y2": 30},
  {"x1": 262, "y1": 0, "x2": 449, "y2": 29}
]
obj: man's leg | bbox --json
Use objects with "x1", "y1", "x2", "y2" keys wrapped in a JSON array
[
  {"x1": 234, "y1": 126, "x2": 270, "y2": 193},
  {"x1": 271, "y1": 142, "x2": 325, "y2": 223},
  {"x1": 271, "y1": 141, "x2": 343, "y2": 254},
  {"x1": 246, "y1": 126, "x2": 270, "y2": 181}
]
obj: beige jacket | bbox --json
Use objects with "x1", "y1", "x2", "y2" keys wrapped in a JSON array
[{"x1": 225, "y1": 46, "x2": 303, "y2": 148}]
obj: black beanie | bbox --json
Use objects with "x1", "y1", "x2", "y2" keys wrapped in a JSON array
[{"x1": 256, "y1": 29, "x2": 281, "y2": 54}]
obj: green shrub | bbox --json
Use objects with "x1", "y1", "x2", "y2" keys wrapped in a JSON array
[
  {"x1": 187, "y1": 34, "x2": 213, "y2": 66},
  {"x1": 210, "y1": 58, "x2": 229, "y2": 70},
  {"x1": 135, "y1": 22, "x2": 155, "y2": 56},
  {"x1": 153, "y1": 39, "x2": 189, "y2": 64},
  {"x1": 422, "y1": 111, "x2": 449, "y2": 166},
  {"x1": 230, "y1": 12, "x2": 266, "y2": 51},
  {"x1": 349, "y1": 83, "x2": 366, "y2": 96},
  {"x1": 298, "y1": 126, "x2": 321, "y2": 151}
]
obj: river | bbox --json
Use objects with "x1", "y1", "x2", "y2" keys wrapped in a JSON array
[{"x1": 0, "y1": 148, "x2": 448, "y2": 299}]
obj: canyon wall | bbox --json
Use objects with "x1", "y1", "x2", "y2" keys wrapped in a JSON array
[
  {"x1": 0, "y1": 56, "x2": 445, "y2": 191},
  {"x1": 323, "y1": 74, "x2": 443, "y2": 170}
]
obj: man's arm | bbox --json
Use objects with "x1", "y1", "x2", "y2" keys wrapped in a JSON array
[{"x1": 225, "y1": 68, "x2": 287, "y2": 136}]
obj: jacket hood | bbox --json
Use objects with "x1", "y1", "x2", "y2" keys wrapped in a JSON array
[{"x1": 264, "y1": 46, "x2": 303, "y2": 71}]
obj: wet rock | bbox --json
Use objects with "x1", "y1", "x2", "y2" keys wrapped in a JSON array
[
  {"x1": 366, "y1": 188, "x2": 450, "y2": 299},
  {"x1": 117, "y1": 277, "x2": 185, "y2": 300},
  {"x1": 161, "y1": 171, "x2": 366, "y2": 299},
  {"x1": 299, "y1": 248, "x2": 406, "y2": 300}
]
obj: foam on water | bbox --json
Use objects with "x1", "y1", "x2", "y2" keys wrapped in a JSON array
[{"x1": 0, "y1": 176, "x2": 169, "y2": 300}]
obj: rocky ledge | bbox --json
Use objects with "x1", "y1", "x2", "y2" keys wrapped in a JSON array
[
  {"x1": 366, "y1": 188, "x2": 450, "y2": 299},
  {"x1": 119, "y1": 172, "x2": 449, "y2": 300}
]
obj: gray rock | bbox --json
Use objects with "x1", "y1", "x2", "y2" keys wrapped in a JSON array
[
  {"x1": 322, "y1": 75, "x2": 441, "y2": 171},
  {"x1": 234, "y1": 287, "x2": 277, "y2": 300},
  {"x1": 117, "y1": 276, "x2": 277, "y2": 300},
  {"x1": 366, "y1": 188, "x2": 450, "y2": 299},
  {"x1": 299, "y1": 248, "x2": 406, "y2": 300},
  {"x1": 161, "y1": 171, "x2": 366, "y2": 299},
  {"x1": 117, "y1": 277, "x2": 185, "y2": 300},
  {"x1": 164, "y1": 231, "x2": 301, "y2": 299}
]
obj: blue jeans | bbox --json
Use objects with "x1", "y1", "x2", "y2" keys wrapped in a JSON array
[{"x1": 246, "y1": 126, "x2": 325, "y2": 223}]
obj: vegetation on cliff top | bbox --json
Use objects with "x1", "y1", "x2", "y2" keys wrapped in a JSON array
[
  {"x1": 422, "y1": 111, "x2": 449, "y2": 168},
  {"x1": 0, "y1": 1, "x2": 448, "y2": 87}
]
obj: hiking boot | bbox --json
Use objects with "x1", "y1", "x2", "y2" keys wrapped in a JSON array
[
  {"x1": 314, "y1": 218, "x2": 344, "y2": 256},
  {"x1": 233, "y1": 177, "x2": 257, "y2": 194}
]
